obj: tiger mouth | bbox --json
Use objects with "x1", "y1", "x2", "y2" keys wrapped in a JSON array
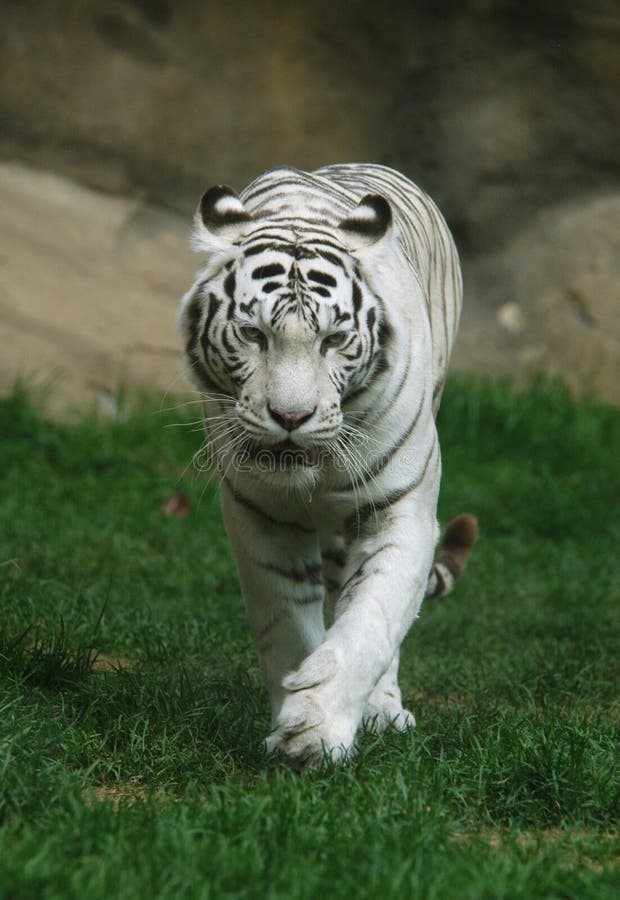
[{"x1": 242, "y1": 439, "x2": 321, "y2": 469}]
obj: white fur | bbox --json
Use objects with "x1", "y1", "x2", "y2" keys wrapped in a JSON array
[{"x1": 179, "y1": 164, "x2": 462, "y2": 770}]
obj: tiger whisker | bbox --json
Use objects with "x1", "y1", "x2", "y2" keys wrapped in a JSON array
[{"x1": 162, "y1": 418, "x2": 206, "y2": 430}]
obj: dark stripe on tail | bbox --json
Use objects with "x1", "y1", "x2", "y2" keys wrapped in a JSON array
[{"x1": 426, "y1": 514, "x2": 478, "y2": 599}]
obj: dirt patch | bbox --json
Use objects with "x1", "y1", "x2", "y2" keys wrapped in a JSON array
[
  {"x1": 84, "y1": 779, "x2": 174, "y2": 809},
  {"x1": 450, "y1": 827, "x2": 619, "y2": 871},
  {"x1": 91, "y1": 651, "x2": 133, "y2": 673},
  {"x1": 406, "y1": 689, "x2": 471, "y2": 710}
]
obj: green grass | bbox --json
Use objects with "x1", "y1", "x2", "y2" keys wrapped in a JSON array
[{"x1": 0, "y1": 377, "x2": 619, "y2": 899}]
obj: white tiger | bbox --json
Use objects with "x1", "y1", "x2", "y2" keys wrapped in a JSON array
[{"x1": 178, "y1": 164, "x2": 477, "y2": 770}]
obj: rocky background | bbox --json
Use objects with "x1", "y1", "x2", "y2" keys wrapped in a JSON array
[{"x1": 1, "y1": 0, "x2": 618, "y2": 411}]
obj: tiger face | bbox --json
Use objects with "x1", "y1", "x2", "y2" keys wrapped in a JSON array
[{"x1": 179, "y1": 186, "x2": 394, "y2": 477}]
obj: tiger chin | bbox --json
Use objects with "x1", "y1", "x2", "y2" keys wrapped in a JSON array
[{"x1": 178, "y1": 163, "x2": 477, "y2": 771}]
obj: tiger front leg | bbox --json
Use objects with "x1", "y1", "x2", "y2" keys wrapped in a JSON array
[
  {"x1": 220, "y1": 482, "x2": 326, "y2": 727},
  {"x1": 266, "y1": 497, "x2": 438, "y2": 770}
]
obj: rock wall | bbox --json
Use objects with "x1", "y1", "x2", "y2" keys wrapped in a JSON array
[
  {"x1": 0, "y1": 162, "x2": 193, "y2": 415},
  {"x1": 1, "y1": 0, "x2": 619, "y2": 403},
  {"x1": 455, "y1": 193, "x2": 620, "y2": 401}
]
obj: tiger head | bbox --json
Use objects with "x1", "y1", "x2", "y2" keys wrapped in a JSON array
[{"x1": 178, "y1": 185, "x2": 395, "y2": 480}]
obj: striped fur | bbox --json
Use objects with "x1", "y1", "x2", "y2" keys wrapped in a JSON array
[{"x1": 178, "y1": 164, "x2": 474, "y2": 770}]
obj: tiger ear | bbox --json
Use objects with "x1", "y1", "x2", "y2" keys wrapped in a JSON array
[
  {"x1": 337, "y1": 194, "x2": 393, "y2": 251},
  {"x1": 192, "y1": 185, "x2": 253, "y2": 254}
]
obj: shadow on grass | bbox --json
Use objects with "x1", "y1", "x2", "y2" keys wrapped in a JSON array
[{"x1": 0, "y1": 617, "x2": 270, "y2": 787}]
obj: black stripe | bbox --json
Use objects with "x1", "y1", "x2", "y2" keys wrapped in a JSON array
[
  {"x1": 244, "y1": 242, "x2": 284, "y2": 257},
  {"x1": 300, "y1": 241, "x2": 346, "y2": 259},
  {"x1": 242, "y1": 174, "x2": 312, "y2": 201},
  {"x1": 321, "y1": 548, "x2": 347, "y2": 568},
  {"x1": 351, "y1": 281, "x2": 363, "y2": 316},
  {"x1": 333, "y1": 305, "x2": 351, "y2": 325},
  {"x1": 242, "y1": 226, "x2": 302, "y2": 243},
  {"x1": 203, "y1": 293, "x2": 222, "y2": 335},
  {"x1": 222, "y1": 478, "x2": 313, "y2": 533},
  {"x1": 377, "y1": 316, "x2": 392, "y2": 349},
  {"x1": 256, "y1": 559, "x2": 323, "y2": 585},
  {"x1": 342, "y1": 342, "x2": 363, "y2": 361},
  {"x1": 427, "y1": 567, "x2": 446, "y2": 599},
  {"x1": 346, "y1": 386, "x2": 426, "y2": 485},
  {"x1": 184, "y1": 286, "x2": 205, "y2": 355},
  {"x1": 221, "y1": 327, "x2": 237, "y2": 356},
  {"x1": 366, "y1": 307, "x2": 376, "y2": 359},
  {"x1": 316, "y1": 250, "x2": 347, "y2": 270},
  {"x1": 200, "y1": 294, "x2": 223, "y2": 362},
  {"x1": 252, "y1": 263, "x2": 285, "y2": 279},
  {"x1": 223, "y1": 270, "x2": 236, "y2": 300},
  {"x1": 239, "y1": 298, "x2": 258, "y2": 314},
  {"x1": 342, "y1": 349, "x2": 391, "y2": 405},
  {"x1": 308, "y1": 270, "x2": 337, "y2": 288},
  {"x1": 364, "y1": 360, "x2": 409, "y2": 425},
  {"x1": 339, "y1": 542, "x2": 397, "y2": 595},
  {"x1": 242, "y1": 238, "x2": 347, "y2": 269},
  {"x1": 348, "y1": 436, "x2": 438, "y2": 533},
  {"x1": 376, "y1": 392, "x2": 424, "y2": 469},
  {"x1": 294, "y1": 244, "x2": 321, "y2": 261},
  {"x1": 291, "y1": 594, "x2": 323, "y2": 606}
]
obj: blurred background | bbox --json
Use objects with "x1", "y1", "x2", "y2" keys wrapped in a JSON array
[{"x1": 1, "y1": 0, "x2": 618, "y2": 413}]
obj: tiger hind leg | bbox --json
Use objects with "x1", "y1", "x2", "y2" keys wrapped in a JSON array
[
  {"x1": 363, "y1": 514, "x2": 478, "y2": 734},
  {"x1": 363, "y1": 651, "x2": 416, "y2": 733}
]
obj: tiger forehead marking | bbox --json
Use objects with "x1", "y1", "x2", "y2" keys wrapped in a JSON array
[
  {"x1": 177, "y1": 165, "x2": 472, "y2": 771},
  {"x1": 235, "y1": 249, "x2": 360, "y2": 335}
]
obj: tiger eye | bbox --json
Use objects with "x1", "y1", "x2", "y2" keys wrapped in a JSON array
[
  {"x1": 321, "y1": 332, "x2": 349, "y2": 353},
  {"x1": 240, "y1": 326, "x2": 268, "y2": 349}
]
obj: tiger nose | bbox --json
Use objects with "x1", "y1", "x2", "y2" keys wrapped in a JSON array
[{"x1": 268, "y1": 405, "x2": 316, "y2": 431}]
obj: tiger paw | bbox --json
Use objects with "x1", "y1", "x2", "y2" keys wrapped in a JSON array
[
  {"x1": 362, "y1": 694, "x2": 416, "y2": 734},
  {"x1": 265, "y1": 696, "x2": 355, "y2": 771},
  {"x1": 265, "y1": 647, "x2": 363, "y2": 771}
]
